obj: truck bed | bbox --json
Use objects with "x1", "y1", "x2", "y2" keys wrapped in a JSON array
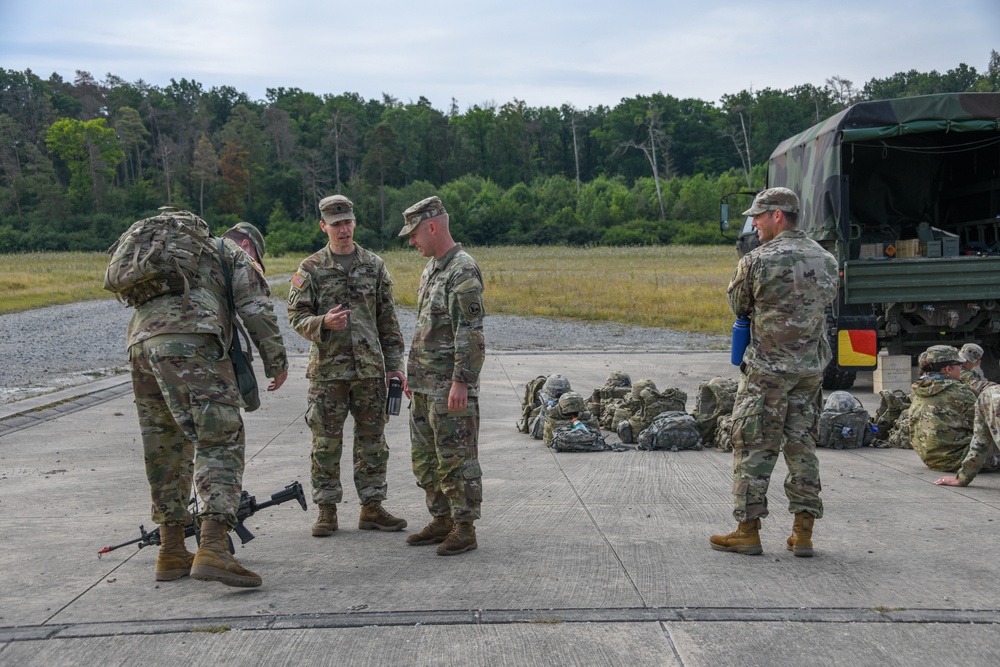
[{"x1": 843, "y1": 256, "x2": 1000, "y2": 304}]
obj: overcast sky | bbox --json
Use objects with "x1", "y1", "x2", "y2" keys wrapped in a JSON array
[{"x1": 1, "y1": 0, "x2": 996, "y2": 111}]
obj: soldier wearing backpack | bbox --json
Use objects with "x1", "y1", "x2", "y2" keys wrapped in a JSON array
[{"x1": 109, "y1": 207, "x2": 289, "y2": 588}]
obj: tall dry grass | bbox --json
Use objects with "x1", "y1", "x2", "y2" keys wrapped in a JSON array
[{"x1": 1, "y1": 246, "x2": 738, "y2": 335}]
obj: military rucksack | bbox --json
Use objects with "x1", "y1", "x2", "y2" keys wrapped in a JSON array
[
  {"x1": 885, "y1": 408, "x2": 912, "y2": 449},
  {"x1": 637, "y1": 411, "x2": 703, "y2": 451},
  {"x1": 547, "y1": 420, "x2": 614, "y2": 453},
  {"x1": 618, "y1": 381, "x2": 687, "y2": 443},
  {"x1": 543, "y1": 391, "x2": 600, "y2": 445},
  {"x1": 691, "y1": 376, "x2": 738, "y2": 442},
  {"x1": 818, "y1": 391, "x2": 872, "y2": 449},
  {"x1": 517, "y1": 375, "x2": 547, "y2": 433},
  {"x1": 713, "y1": 413, "x2": 735, "y2": 451},
  {"x1": 104, "y1": 207, "x2": 216, "y2": 308},
  {"x1": 872, "y1": 389, "x2": 910, "y2": 441}
]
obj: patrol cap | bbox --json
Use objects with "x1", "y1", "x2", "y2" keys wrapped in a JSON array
[
  {"x1": 319, "y1": 195, "x2": 355, "y2": 224},
  {"x1": 742, "y1": 187, "x2": 800, "y2": 216},
  {"x1": 230, "y1": 222, "x2": 266, "y2": 259},
  {"x1": 959, "y1": 343, "x2": 984, "y2": 363},
  {"x1": 399, "y1": 196, "x2": 447, "y2": 236},
  {"x1": 924, "y1": 345, "x2": 961, "y2": 366}
]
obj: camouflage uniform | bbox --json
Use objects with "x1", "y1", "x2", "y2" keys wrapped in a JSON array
[
  {"x1": 909, "y1": 374, "x2": 976, "y2": 472},
  {"x1": 956, "y1": 384, "x2": 1000, "y2": 485},
  {"x1": 960, "y1": 367, "x2": 994, "y2": 397},
  {"x1": 407, "y1": 244, "x2": 486, "y2": 522},
  {"x1": 128, "y1": 237, "x2": 288, "y2": 529},
  {"x1": 287, "y1": 244, "x2": 405, "y2": 506},
  {"x1": 726, "y1": 228, "x2": 838, "y2": 522}
]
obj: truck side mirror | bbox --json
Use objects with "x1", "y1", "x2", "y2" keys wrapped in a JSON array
[{"x1": 720, "y1": 203, "x2": 730, "y2": 232}]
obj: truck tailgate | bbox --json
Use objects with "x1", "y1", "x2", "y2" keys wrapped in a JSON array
[{"x1": 843, "y1": 256, "x2": 1000, "y2": 304}]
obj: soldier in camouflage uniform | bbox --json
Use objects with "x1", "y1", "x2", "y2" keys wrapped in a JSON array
[
  {"x1": 126, "y1": 209, "x2": 288, "y2": 588},
  {"x1": 223, "y1": 222, "x2": 270, "y2": 295},
  {"x1": 936, "y1": 384, "x2": 1000, "y2": 488},
  {"x1": 287, "y1": 195, "x2": 408, "y2": 537},
  {"x1": 909, "y1": 345, "x2": 977, "y2": 472},
  {"x1": 398, "y1": 196, "x2": 485, "y2": 556},
  {"x1": 957, "y1": 343, "x2": 994, "y2": 396},
  {"x1": 710, "y1": 188, "x2": 838, "y2": 558}
]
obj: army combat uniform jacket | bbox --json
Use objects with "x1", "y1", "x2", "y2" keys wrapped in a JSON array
[
  {"x1": 727, "y1": 229, "x2": 839, "y2": 377},
  {"x1": 909, "y1": 373, "x2": 976, "y2": 472},
  {"x1": 287, "y1": 244, "x2": 404, "y2": 381},
  {"x1": 407, "y1": 244, "x2": 485, "y2": 398},
  {"x1": 127, "y1": 237, "x2": 287, "y2": 379}
]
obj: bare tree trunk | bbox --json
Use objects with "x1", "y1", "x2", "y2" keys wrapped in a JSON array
[
  {"x1": 571, "y1": 114, "x2": 581, "y2": 194},
  {"x1": 161, "y1": 143, "x2": 172, "y2": 203}
]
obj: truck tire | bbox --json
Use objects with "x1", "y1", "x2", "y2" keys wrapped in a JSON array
[{"x1": 823, "y1": 309, "x2": 857, "y2": 391}]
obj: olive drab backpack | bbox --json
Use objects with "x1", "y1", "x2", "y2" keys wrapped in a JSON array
[
  {"x1": 637, "y1": 411, "x2": 703, "y2": 451},
  {"x1": 104, "y1": 207, "x2": 216, "y2": 308},
  {"x1": 818, "y1": 391, "x2": 873, "y2": 449},
  {"x1": 885, "y1": 408, "x2": 912, "y2": 449},
  {"x1": 517, "y1": 375, "x2": 547, "y2": 434},
  {"x1": 872, "y1": 389, "x2": 911, "y2": 442},
  {"x1": 542, "y1": 391, "x2": 605, "y2": 451},
  {"x1": 713, "y1": 413, "x2": 735, "y2": 451},
  {"x1": 691, "y1": 376, "x2": 738, "y2": 442}
]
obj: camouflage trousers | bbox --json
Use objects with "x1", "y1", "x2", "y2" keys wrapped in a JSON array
[
  {"x1": 129, "y1": 333, "x2": 245, "y2": 529},
  {"x1": 306, "y1": 377, "x2": 390, "y2": 506},
  {"x1": 730, "y1": 370, "x2": 824, "y2": 522},
  {"x1": 409, "y1": 392, "x2": 482, "y2": 523}
]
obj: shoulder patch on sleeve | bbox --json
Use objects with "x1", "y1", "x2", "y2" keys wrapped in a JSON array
[{"x1": 291, "y1": 273, "x2": 306, "y2": 288}]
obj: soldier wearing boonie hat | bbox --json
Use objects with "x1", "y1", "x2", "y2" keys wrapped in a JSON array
[
  {"x1": 287, "y1": 192, "x2": 409, "y2": 537},
  {"x1": 399, "y1": 194, "x2": 486, "y2": 556}
]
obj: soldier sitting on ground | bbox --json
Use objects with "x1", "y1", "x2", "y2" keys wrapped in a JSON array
[
  {"x1": 935, "y1": 383, "x2": 1000, "y2": 487},
  {"x1": 909, "y1": 345, "x2": 977, "y2": 472}
]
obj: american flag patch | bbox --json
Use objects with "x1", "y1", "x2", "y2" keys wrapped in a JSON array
[{"x1": 291, "y1": 273, "x2": 305, "y2": 287}]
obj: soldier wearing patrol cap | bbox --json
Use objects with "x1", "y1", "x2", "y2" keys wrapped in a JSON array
[
  {"x1": 223, "y1": 222, "x2": 269, "y2": 293},
  {"x1": 956, "y1": 343, "x2": 994, "y2": 396},
  {"x1": 287, "y1": 194, "x2": 409, "y2": 538},
  {"x1": 910, "y1": 345, "x2": 978, "y2": 472},
  {"x1": 398, "y1": 195, "x2": 485, "y2": 556},
  {"x1": 711, "y1": 186, "x2": 839, "y2": 558}
]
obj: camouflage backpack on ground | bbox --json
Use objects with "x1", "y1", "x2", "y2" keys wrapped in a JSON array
[
  {"x1": 713, "y1": 413, "x2": 735, "y2": 451},
  {"x1": 618, "y1": 379, "x2": 688, "y2": 443},
  {"x1": 517, "y1": 375, "x2": 547, "y2": 433},
  {"x1": 542, "y1": 391, "x2": 605, "y2": 450},
  {"x1": 884, "y1": 408, "x2": 912, "y2": 449},
  {"x1": 637, "y1": 411, "x2": 703, "y2": 451},
  {"x1": 104, "y1": 207, "x2": 216, "y2": 309},
  {"x1": 691, "y1": 376, "x2": 738, "y2": 442},
  {"x1": 872, "y1": 389, "x2": 911, "y2": 442},
  {"x1": 588, "y1": 371, "x2": 632, "y2": 431},
  {"x1": 818, "y1": 391, "x2": 872, "y2": 449},
  {"x1": 525, "y1": 374, "x2": 572, "y2": 440}
]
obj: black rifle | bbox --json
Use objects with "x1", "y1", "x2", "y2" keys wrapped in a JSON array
[{"x1": 98, "y1": 481, "x2": 308, "y2": 557}]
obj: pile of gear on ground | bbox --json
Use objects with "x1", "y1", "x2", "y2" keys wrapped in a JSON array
[{"x1": 517, "y1": 371, "x2": 914, "y2": 454}]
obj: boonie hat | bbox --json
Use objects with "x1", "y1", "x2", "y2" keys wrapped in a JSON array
[
  {"x1": 320, "y1": 195, "x2": 355, "y2": 224},
  {"x1": 742, "y1": 187, "x2": 800, "y2": 217},
  {"x1": 399, "y1": 196, "x2": 447, "y2": 236},
  {"x1": 924, "y1": 345, "x2": 961, "y2": 366},
  {"x1": 959, "y1": 343, "x2": 984, "y2": 363}
]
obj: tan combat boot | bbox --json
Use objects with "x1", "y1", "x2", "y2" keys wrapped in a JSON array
[
  {"x1": 786, "y1": 512, "x2": 815, "y2": 557},
  {"x1": 190, "y1": 519, "x2": 262, "y2": 588},
  {"x1": 155, "y1": 524, "x2": 195, "y2": 581},
  {"x1": 436, "y1": 521, "x2": 477, "y2": 556},
  {"x1": 406, "y1": 516, "x2": 454, "y2": 546},
  {"x1": 709, "y1": 518, "x2": 763, "y2": 555},
  {"x1": 358, "y1": 501, "x2": 408, "y2": 531},
  {"x1": 311, "y1": 504, "x2": 338, "y2": 537}
]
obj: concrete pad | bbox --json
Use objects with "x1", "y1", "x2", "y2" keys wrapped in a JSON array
[{"x1": 1, "y1": 351, "x2": 999, "y2": 666}]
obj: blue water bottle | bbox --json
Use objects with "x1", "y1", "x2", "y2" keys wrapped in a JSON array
[{"x1": 731, "y1": 316, "x2": 751, "y2": 366}]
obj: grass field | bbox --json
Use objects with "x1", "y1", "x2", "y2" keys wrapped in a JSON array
[{"x1": 0, "y1": 245, "x2": 738, "y2": 335}]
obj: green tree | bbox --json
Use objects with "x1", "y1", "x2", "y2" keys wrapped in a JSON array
[{"x1": 44, "y1": 117, "x2": 124, "y2": 211}]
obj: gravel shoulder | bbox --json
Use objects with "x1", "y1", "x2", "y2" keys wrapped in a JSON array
[{"x1": 0, "y1": 296, "x2": 728, "y2": 405}]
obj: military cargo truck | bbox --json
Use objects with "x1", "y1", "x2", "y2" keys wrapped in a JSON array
[{"x1": 724, "y1": 93, "x2": 1000, "y2": 389}]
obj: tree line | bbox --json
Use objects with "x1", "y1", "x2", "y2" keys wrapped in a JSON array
[{"x1": 0, "y1": 52, "x2": 997, "y2": 254}]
